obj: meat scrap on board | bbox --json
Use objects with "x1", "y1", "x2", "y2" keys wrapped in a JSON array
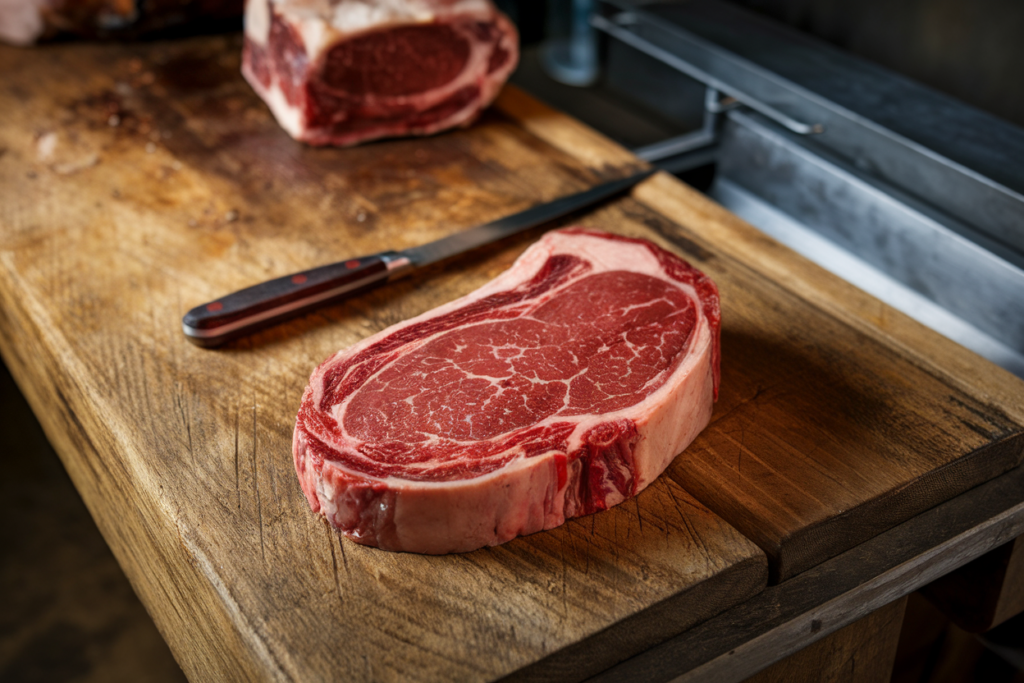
[
  {"x1": 242, "y1": 0, "x2": 519, "y2": 146},
  {"x1": 294, "y1": 228, "x2": 721, "y2": 554}
]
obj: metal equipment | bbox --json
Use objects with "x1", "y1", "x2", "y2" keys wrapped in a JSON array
[{"x1": 593, "y1": 0, "x2": 1024, "y2": 376}]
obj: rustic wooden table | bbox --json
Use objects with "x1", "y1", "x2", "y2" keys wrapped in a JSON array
[{"x1": 1, "y1": 35, "x2": 1022, "y2": 682}]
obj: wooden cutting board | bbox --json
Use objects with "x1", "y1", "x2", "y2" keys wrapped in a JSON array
[
  {"x1": 629, "y1": 187, "x2": 1024, "y2": 582},
  {"x1": 0, "y1": 35, "x2": 769, "y2": 683},
  {"x1": 0, "y1": 32, "x2": 1022, "y2": 681}
]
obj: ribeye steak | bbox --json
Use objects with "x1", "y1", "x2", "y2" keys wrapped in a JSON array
[
  {"x1": 242, "y1": 0, "x2": 518, "y2": 146},
  {"x1": 294, "y1": 228, "x2": 721, "y2": 553}
]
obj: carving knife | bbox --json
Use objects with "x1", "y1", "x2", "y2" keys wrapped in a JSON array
[{"x1": 182, "y1": 168, "x2": 655, "y2": 347}]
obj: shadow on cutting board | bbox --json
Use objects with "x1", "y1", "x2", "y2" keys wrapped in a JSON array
[{"x1": 0, "y1": 359, "x2": 186, "y2": 683}]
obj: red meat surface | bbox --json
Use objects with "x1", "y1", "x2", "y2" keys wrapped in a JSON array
[
  {"x1": 242, "y1": 0, "x2": 518, "y2": 146},
  {"x1": 294, "y1": 228, "x2": 721, "y2": 553}
]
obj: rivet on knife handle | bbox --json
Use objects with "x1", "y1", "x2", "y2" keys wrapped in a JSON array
[{"x1": 182, "y1": 251, "x2": 411, "y2": 347}]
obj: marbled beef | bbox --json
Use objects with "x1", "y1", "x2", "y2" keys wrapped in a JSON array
[
  {"x1": 241, "y1": 0, "x2": 518, "y2": 146},
  {"x1": 294, "y1": 228, "x2": 721, "y2": 553}
]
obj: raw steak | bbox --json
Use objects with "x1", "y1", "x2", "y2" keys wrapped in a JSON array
[
  {"x1": 294, "y1": 227, "x2": 721, "y2": 553},
  {"x1": 241, "y1": 0, "x2": 518, "y2": 146},
  {"x1": 0, "y1": 0, "x2": 241, "y2": 45}
]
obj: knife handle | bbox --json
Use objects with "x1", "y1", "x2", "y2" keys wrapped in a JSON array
[{"x1": 182, "y1": 251, "x2": 412, "y2": 347}]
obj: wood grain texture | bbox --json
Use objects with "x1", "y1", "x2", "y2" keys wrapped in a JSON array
[
  {"x1": 588, "y1": 454, "x2": 1024, "y2": 683},
  {"x1": 0, "y1": 36, "x2": 767, "y2": 682},
  {"x1": 629, "y1": 174, "x2": 1024, "y2": 582},
  {"x1": 745, "y1": 596, "x2": 907, "y2": 683}
]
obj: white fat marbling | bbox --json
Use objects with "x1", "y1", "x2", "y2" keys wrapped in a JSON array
[
  {"x1": 271, "y1": 0, "x2": 493, "y2": 56},
  {"x1": 244, "y1": 0, "x2": 271, "y2": 45}
]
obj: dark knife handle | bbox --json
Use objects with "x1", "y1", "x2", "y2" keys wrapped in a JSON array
[{"x1": 182, "y1": 251, "x2": 412, "y2": 348}]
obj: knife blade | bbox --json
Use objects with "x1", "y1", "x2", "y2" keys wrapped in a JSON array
[{"x1": 182, "y1": 167, "x2": 655, "y2": 347}]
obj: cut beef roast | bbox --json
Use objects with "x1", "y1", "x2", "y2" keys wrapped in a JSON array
[
  {"x1": 241, "y1": 0, "x2": 519, "y2": 146},
  {"x1": 294, "y1": 227, "x2": 721, "y2": 553},
  {"x1": 0, "y1": 0, "x2": 241, "y2": 45}
]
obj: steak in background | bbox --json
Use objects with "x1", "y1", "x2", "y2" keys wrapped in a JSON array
[
  {"x1": 241, "y1": 0, "x2": 519, "y2": 146},
  {"x1": 294, "y1": 228, "x2": 721, "y2": 554},
  {"x1": 0, "y1": 0, "x2": 242, "y2": 45}
]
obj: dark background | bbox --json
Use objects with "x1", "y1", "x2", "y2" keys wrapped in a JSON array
[{"x1": 508, "y1": 0, "x2": 1024, "y2": 128}]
